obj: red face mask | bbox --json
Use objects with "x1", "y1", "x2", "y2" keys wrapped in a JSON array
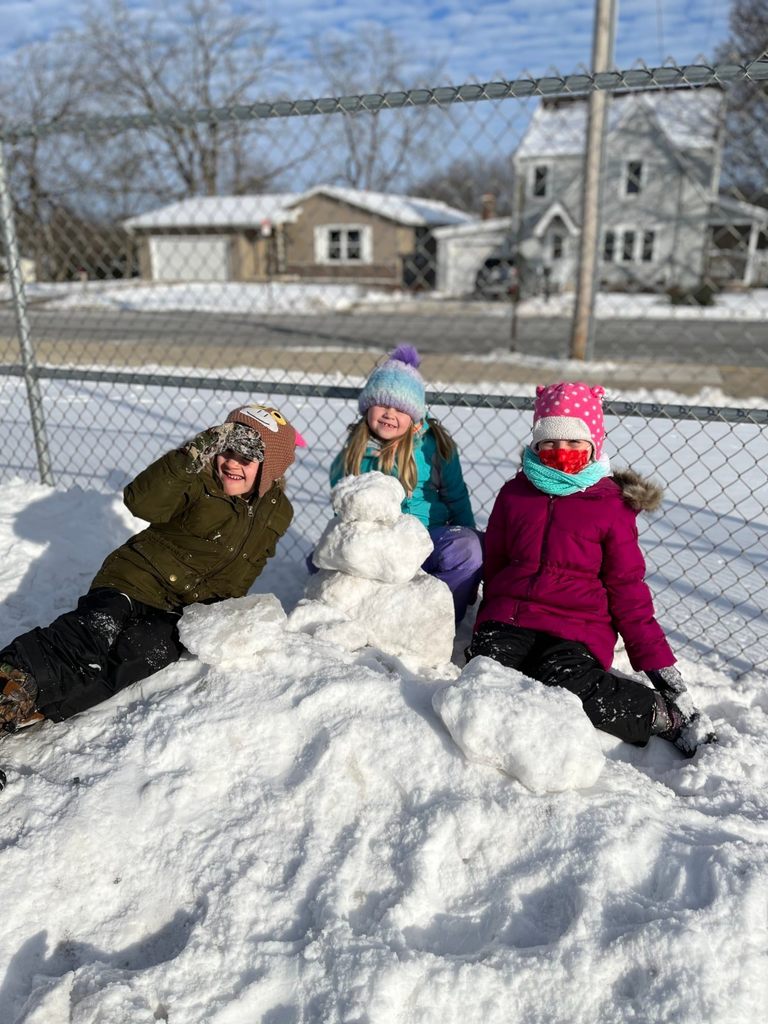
[{"x1": 538, "y1": 447, "x2": 591, "y2": 474}]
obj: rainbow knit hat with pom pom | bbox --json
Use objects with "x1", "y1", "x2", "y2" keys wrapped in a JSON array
[{"x1": 358, "y1": 345, "x2": 426, "y2": 423}]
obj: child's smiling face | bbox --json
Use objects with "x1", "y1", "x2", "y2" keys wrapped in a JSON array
[
  {"x1": 366, "y1": 405, "x2": 414, "y2": 442},
  {"x1": 215, "y1": 451, "x2": 261, "y2": 497}
]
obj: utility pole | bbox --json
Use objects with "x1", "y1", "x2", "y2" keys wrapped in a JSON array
[{"x1": 570, "y1": 0, "x2": 617, "y2": 360}]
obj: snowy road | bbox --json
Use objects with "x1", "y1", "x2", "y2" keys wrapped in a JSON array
[{"x1": 1, "y1": 307, "x2": 768, "y2": 368}]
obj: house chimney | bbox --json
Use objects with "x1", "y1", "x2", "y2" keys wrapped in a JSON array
[{"x1": 481, "y1": 193, "x2": 497, "y2": 220}]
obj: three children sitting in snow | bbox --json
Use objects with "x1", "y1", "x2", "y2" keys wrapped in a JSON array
[{"x1": 0, "y1": 347, "x2": 714, "y2": 757}]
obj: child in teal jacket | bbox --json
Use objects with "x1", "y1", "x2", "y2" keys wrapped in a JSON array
[{"x1": 327, "y1": 345, "x2": 482, "y2": 622}]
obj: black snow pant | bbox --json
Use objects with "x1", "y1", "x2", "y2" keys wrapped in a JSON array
[
  {"x1": 0, "y1": 587, "x2": 184, "y2": 722},
  {"x1": 467, "y1": 620, "x2": 658, "y2": 745}
]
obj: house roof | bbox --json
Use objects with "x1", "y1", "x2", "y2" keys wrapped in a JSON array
[
  {"x1": 516, "y1": 86, "x2": 723, "y2": 160},
  {"x1": 709, "y1": 195, "x2": 768, "y2": 225},
  {"x1": 432, "y1": 216, "x2": 514, "y2": 239},
  {"x1": 285, "y1": 185, "x2": 473, "y2": 226},
  {"x1": 124, "y1": 194, "x2": 300, "y2": 231},
  {"x1": 124, "y1": 186, "x2": 472, "y2": 232},
  {"x1": 531, "y1": 200, "x2": 580, "y2": 237}
]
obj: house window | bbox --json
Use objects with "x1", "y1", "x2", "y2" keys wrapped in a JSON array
[
  {"x1": 603, "y1": 230, "x2": 616, "y2": 262},
  {"x1": 642, "y1": 230, "x2": 656, "y2": 262},
  {"x1": 551, "y1": 233, "x2": 564, "y2": 260},
  {"x1": 626, "y1": 161, "x2": 643, "y2": 195},
  {"x1": 533, "y1": 166, "x2": 548, "y2": 197},
  {"x1": 622, "y1": 230, "x2": 636, "y2": 261},
  {"x1": 328, "y1": 227, "x2": 360, "y2": 260},
  {"x1": 315, "y1": 224, "x2": 371, "y2": 263}
]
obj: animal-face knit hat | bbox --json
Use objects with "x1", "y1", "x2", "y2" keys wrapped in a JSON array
[
  {"x1": 358, "y1": 345, "x2": 427, "y2": 424},
  {"x1": 225, "y1": 404, "x2": 306, "y2": 497},
  {"x1": 531, "y1": 382, "x2": 606, "y2": 460}
]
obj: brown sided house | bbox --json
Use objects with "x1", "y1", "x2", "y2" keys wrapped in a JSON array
[
  {"x1": 280, "y1": 186, "x2": 470, "y2": 287},
  {"x1": 123, "y1": 186, "x2": 471, "y2": 289}
]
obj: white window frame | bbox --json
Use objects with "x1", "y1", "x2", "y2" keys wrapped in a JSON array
[
  {"x1": 624, "y1": 159, "x2": 644, "y2": 196},
  {"x1": 604, "y1": 225, "x2": 659, "y2": 263},
  {"x1": 641, "y1": 228, "x2": 657, "y2": 263},
  {"x1": 621, "y1": 228, "x2": 636, "y2": 262},
  {"x1": 551, "y1": 231, "x2": 565, "y2": 261},
  {"x1": 314, "y1": 224, "x2": 372, "y2": 264},
  {"x1": 531, "y1": 163, "x2": 550, "y2": 198},
  {"x1": 602, "y1": 228, "x2": 617, "y2": 262}
]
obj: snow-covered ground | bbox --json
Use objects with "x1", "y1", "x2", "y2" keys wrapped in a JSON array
[
  {"x1": 4, "y1": 279, "x2": 768, "y2": 319},
  {"x1": 1, "y1": 371, "x2": 767, "y2": 1022}
]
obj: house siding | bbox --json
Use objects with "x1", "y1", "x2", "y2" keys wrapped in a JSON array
[
  {"x1": 283, "y1": 194, "x2": 416, "y2": 285},
  {"x1": 513, "y1": 93, "x2": 723, "y2": 292}
]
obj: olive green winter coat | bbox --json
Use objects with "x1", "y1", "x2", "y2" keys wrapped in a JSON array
[{"x1": 91, "y1": 449, "x2": 293, "y2": 612}]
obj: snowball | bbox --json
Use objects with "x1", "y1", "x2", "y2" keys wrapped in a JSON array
[
  {"x1": 304, "y1": 569, "x2": 454, "y2": 668},
  {"x1": 312, "y1": 515, "x2": 433, "y2": 583},
  {"x1": 179, "y1": 593, "x2": 287, "y2": 667},
  {"x1": 331, "y1": 471, "x2": 405, "y2": 524},
  {"x1": 432, "y1": 656, "x2": 605, "y2": 793}
]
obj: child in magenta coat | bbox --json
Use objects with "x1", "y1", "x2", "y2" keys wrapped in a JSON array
[{"x1": 468, "y1": 381, "x2": 715, "y2": 756}]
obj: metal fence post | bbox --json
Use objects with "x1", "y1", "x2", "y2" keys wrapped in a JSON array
[{"x1": 0, "y1": 139, "x2": 54, "y2": 485}]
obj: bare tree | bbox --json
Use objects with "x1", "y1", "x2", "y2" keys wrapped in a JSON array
[
  {"x1": 312, "y1": 27, "x2": 444, "y2": 192},
  {"x1": 717, "y1": 0, "x2": 768, "y2": 202},
  {"x1": 409, "y1": 154, "x2": 517, "y2": 216},
  {"x1": 0, "y1": 36, "x2": 94, "y2": 280},
  {"x1": 77, "y1": 0, "x2": 315, "y2": 202}
]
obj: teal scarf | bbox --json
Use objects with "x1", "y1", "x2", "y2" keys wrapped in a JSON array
[{"x1": 522, "y1": 447, "x2": 609, "y2": 496}]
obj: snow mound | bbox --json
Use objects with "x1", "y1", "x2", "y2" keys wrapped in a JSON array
[
  {"x1": 292, "y1": 472, "x2": 455, "y2": 667},
  {"x1": 433, "y1": 656, "x2": 605, "y2": 793},
  {"x1": 179, "y1": 593, "x2": 287, "y2": 667}
]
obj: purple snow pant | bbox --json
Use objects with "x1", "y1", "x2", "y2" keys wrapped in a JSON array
[{"x1": 422, "y1": 526, "x2": 484, "y2": 624}]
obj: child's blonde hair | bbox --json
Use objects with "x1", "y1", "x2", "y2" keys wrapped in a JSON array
[{"x1": 341, "y1": 416, "x2": 456, "y2": 496}]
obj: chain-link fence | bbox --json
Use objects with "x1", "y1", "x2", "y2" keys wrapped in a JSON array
[{"x1": 1, "y1": 60, "x2": 767, "y2": 674}]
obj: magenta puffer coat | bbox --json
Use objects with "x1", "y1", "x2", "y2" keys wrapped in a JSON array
[{"x1": 476, "y1": 469, "x2": 675, "y2": 670}]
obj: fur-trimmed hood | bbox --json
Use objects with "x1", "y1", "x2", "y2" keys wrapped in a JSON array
[{"x1": 612, "y1": 468, "x2": 663, "y2": 512}]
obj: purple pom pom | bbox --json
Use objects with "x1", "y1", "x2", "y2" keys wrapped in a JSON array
[{"x1": 389, "y1": 344, "x2": 421, "y2": 369}]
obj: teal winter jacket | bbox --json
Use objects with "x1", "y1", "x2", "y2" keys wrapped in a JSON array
[{"x1": 330, "y1": 427, "x2": 475, "y2": 529}]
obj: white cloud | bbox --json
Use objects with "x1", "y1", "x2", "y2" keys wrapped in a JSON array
[{"x1": 0, "y1": 0, "x2": 731, "y2": 91}]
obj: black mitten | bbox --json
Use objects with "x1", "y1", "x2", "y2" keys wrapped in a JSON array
[
  {"x1": 647, "y1": 667, "x2": 717, "y2": 756},
  {"x1": 646, "y1": 665, "x2": 687, "y2": 698}
]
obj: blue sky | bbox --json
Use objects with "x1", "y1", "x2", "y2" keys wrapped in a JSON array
[{"x1": 0, "y1": 0, "x2": 733, "y2": 95}]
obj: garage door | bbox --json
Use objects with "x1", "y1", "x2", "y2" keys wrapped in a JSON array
[{"x1": 149, "y1": 235, "x2": 230, "y2": 282}]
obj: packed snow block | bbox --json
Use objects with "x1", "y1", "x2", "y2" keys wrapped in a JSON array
[
  {"x1": 432, "y1": 656, "x2": 605, "y2": 794},
  {"x1": 286, "y1": 598, "x2": 369, "y2": 650},
  {"x1": 331, "y1": 472, "x2": 405, "y2": 524},
  {"x1": 303, "y1": 569, "x2": 454, "y2": 667},
  {"x1": 179, "y1": 593, "x2": 287, "y2": 667},
  {"x1": 312, "y1": 515, "x2": 433, "y2": 583}
]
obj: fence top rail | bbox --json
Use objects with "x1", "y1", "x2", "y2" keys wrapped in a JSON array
[
  {"x1": 3, "y1": 365, "x2": 765, "y2": 425},
  {"x1": 1, "y1": 58, "x2": 767, "y2": 143}
]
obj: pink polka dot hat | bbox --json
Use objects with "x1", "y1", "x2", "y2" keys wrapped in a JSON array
[{"x1": 531, "y1": 381, "x2": 606, "y2": 460}]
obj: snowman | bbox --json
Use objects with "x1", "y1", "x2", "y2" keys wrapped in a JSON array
[{"x1": 287, "y1": 472, "x2": 455, "y2": 668}]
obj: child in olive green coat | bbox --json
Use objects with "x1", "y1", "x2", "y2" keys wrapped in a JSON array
[{"x1": 0, "y1": 404, "x2": 303, "y2": 731}]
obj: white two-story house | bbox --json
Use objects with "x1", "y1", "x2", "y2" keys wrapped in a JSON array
[
  {"x1": 514, "y1": 86, "x2": 729, "y2": 292},
  {"x1": 436, "y1": 85, "x2": 768, "y2": 297}
]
